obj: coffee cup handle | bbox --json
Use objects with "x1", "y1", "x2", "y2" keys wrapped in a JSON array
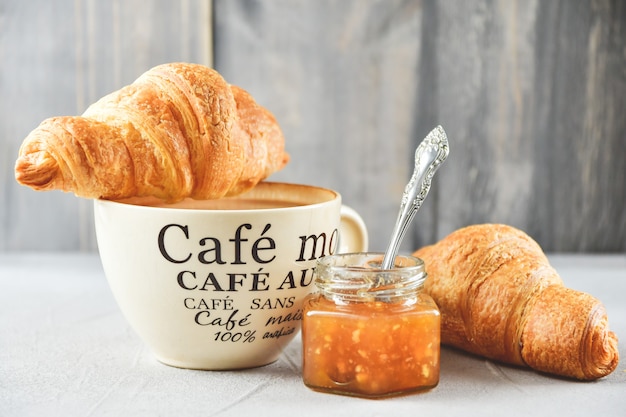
[{"x1": 338, "y1": 205, "x2": 369, "y2": 253}]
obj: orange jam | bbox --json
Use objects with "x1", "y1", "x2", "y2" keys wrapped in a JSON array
[{"x1": 301, "y1": 253, "x2": 440, "y2": 398}]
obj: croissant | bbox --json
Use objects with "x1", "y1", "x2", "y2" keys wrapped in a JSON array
[
  {"x1": 14, "y1": 63, "x2": 289, "y2": 202},
  {"x1": 412, "y1": 224, "x2": 619, "y2": 380}
]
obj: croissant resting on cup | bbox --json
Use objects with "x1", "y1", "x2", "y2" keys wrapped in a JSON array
[
  {"x1": 15, "y1": 63, "x2": 289, "y2": 202},
  {"x1": 413, "y1": 224, "x2": 619, "y2": 380}
]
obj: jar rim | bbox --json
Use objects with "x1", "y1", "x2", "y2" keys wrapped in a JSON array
[
  {"x1": 316, "y1": 252, "x2": 425, "y2": 272},
  {"x1": 314, "y1": 252, "x2": 427, "y2": 302}
]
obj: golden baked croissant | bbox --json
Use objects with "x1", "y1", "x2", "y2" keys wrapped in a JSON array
[
  {"x1": 14, "y1": 63, "x2": 289, "y2": 201},
  {"x1": 412, "y1": 224, "x2": 619, "y2": 380}
]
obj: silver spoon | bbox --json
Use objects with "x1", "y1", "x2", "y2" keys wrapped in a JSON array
[{"x1": 380, "y1": 125, "x2": 449, "y2": 270}]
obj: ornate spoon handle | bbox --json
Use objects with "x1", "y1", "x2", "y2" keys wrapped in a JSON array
[{"x1": 381, "y1": 126, "x2": 449, "y2": 270}]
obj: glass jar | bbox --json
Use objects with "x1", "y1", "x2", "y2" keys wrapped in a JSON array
[{"x1": 301, "y1": 252, "x2": 440, "y2": 398}]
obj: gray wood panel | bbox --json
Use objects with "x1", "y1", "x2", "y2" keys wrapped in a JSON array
[
  {"x1": 214, "y1": 0, "x2": 432, "y2": 255},
  {"x1": 0, "y1": 0, "x2": 212, "y2": 251},
  {"x1": 1, "y1": 0, "x2": 624, "y2": 253},
  {"x1": 214, "y1": 0, "x2": 626, "y2": 253}
]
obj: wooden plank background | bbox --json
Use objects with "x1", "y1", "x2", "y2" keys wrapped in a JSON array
[{"x1": 1, "y1": 0, "x2": 624, "y2": 254}]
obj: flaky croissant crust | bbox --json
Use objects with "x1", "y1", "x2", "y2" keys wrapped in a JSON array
[
  {"x1": 15, "y1": 63, "x2": 289, "y2": 202},
  {"x1": 413, "y1": 223, "x2": 619, "y2": 380}
]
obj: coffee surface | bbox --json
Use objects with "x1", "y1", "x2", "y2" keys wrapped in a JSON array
[
  {"x1": 113, "y1": 182, "x2": 337, "y2": 210},
  {"x1": 141, "y1": 198, "x2": 304, "y2": 210}
]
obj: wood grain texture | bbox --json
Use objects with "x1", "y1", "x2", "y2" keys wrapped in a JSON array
[
  {"x1": 214, "y1": 0, "x2": 626, "y2": 253},
  {"x1": 214, "y1": 0, "x2": 424, "y2": 254},
  {"x1": 429, "y1": 0, "x2": 626, "y2": 252},
  {"x1": 1, "y1": 0, "x2": 624, "y2": 253},
  {"x1": 0, "y1": 0, "x2": 211, "y2": 251}
]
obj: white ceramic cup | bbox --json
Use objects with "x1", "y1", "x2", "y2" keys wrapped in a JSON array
[{"x1": 94, "y1": 182, "x2": 368, "y2": 370}]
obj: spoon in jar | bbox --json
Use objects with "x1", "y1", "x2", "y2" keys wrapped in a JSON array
[{"x1": 380, "y1": 125, "x2": 449, "y2": 270}]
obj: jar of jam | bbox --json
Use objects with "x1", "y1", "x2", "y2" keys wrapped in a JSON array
[{"x1": 301, "y1": 252, "x2": 440, "y2": 398}]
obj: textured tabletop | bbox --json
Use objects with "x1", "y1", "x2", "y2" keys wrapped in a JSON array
[{"x1": 1, "y1": 253, "x2": 625, "y2": 416}]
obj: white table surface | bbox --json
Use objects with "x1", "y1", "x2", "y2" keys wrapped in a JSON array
[{"x1": 1, "y1": 253, "x2": 625, "y2": 417}]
